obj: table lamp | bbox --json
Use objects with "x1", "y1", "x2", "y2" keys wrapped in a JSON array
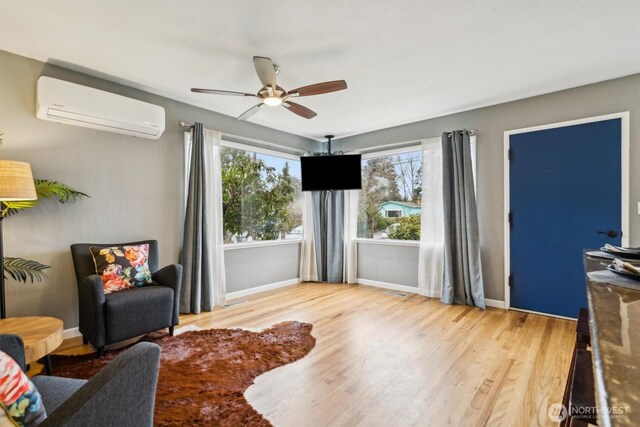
[{"x1": 0, "y1": 161, "x2": 37, "y2": 318}]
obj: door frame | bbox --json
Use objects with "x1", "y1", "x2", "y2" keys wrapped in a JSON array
[{"x1": 503, "y1": 112, "x2": 630, "y2": 315}]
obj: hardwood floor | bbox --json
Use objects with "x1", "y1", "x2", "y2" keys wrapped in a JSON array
[{"x1": 55, "y1": 283, "x2": 575, "y2": 427}]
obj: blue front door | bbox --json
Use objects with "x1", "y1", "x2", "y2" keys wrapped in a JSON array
[{"x1": 509, "y1": 118, "x2": 622, "y2": 318}]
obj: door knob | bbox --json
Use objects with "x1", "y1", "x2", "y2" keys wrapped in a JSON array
[{"x1": 598, "y1": 230, "x2": 618, "y2": 238}]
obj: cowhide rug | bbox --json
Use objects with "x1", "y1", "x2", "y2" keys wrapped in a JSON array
[{"x1": 50, "y1": 321, "x2": 316, "y2": 426}]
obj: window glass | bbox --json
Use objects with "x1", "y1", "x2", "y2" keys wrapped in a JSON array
[
  {"x1": 357, "y1": 149, "x2": 422, "y2": 240},
  {"x1": 221, "y1": 146, "x2": 302, "y2": 243}
]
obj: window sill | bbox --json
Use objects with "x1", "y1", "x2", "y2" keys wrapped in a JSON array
[
  {"x1": 355, "y1": 238, "x2": 420, "y2": 247},
  {"x1": 223, "y1": 239, "x2": 302, "y2": 251}
]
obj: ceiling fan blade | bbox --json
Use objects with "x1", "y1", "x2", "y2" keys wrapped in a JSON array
[
  {"x1": 253, "y1": 56, "x2": 277, "y2": 89},
  {"x1": 288, "y1": 80, "x2": 347, "y2": 97},
  {"x1": 191, "y1": 88, "x2": 256, "y2": 97},
  {"x1": 237, "y1": 103, "x2": 264, "y2": 121},
  {"x1": 283, "y1": 101, "x2": 317, "y2": 119}
]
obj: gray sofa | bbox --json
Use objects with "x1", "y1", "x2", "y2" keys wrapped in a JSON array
[
  {"x1": 0, "y1": 334, "x2": 160, "y2": 427},
  {"x1": 70, "y1": 240, "x2": 182, "y2": 357}
]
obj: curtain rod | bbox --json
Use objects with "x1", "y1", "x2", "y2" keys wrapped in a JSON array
[
  {"x1": 353, "y1": 130, "x2": 478, "y2": 155},
  {"x1": 449, "y1": 129, "x2": 477, "y2": 136},
  {"x1": 179, "y1": 121, "x2": 307, "y2": 155}
]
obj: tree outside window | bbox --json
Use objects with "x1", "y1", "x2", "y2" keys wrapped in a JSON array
[{"x1": 221, "y1": 146, "x2": 302, "y2": 243}]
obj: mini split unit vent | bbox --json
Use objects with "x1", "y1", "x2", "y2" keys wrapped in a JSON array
[{"x1": 36, "y1": 76, "x2": 165, "y2": 140}]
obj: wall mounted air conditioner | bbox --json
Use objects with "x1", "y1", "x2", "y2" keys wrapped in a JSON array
[{"x1": 36, "y1": 76, "x2": 165, "y2": 140}]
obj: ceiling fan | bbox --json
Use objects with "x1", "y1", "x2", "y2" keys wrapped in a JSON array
[{"x1": 191, "y1": 56, "x2": 347, "y2": 121}]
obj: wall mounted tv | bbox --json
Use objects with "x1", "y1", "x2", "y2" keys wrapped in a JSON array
[{"x1": 300, "y1": 154, "x2": 362, "y2": 191}]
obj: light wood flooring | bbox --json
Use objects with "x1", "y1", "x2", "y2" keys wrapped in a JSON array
[{"x1": 55, "y1": 283, "x2": 575, "y2": 427}]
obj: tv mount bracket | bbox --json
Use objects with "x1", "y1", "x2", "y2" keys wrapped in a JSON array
[{"x1": 325, "y1": 135, "x2": 334, "y2": 155}]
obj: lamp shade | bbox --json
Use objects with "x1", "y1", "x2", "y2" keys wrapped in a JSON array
[{"x1": 0, "y1": 161, "x2": 37, "y2": 201}]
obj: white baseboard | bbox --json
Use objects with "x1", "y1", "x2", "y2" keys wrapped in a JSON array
[
  {"x1": 357, "y1": 278, "x2": 507, "y2": 310},
  {"x1": 356, "y1": 278, "x2": 420, "y2": 295},
  {"x1": 63, "y1": 327, "x2": 81, "y2": 340},
  {"x1": 509, "y1": 307, "x2": 576, "y2": 321},
  {"x1": 485, "y1": 299, "x2": 506, "y2": 309},
  {"x1": 226, "y1": 278, "x2": 300, "y2": 300}
]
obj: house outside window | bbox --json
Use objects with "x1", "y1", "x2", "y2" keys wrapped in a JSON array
[
  {"x1": 220, "y1": 143, "x2": 302, "y2": 244},
  {"x1": 357, "y1": 147, "x2": 423, "y2": 241},
  {"x1": 379, "y1": 202, "x2": 422, "y2": 218}
]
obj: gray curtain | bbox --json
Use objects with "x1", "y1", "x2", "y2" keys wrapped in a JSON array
[
  {"x1": 441, "y1": 130, "x2": 485, "y2": 309},
  {"x1": 180, "y1": 123, "x2": 213, "y2": 313},
  {"x1": 312, "y1": 190, "x2": 344, "y2": 282}
]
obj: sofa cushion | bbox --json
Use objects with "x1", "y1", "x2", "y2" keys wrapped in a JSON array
[
  {"x1": 90, "y1": 244, "x2": 153, "y2": 294},
  {"x1": 105, "y1": 286, "x2": 173, "y2": 343},
  {"x1": 0, "y1": 351, "x2": 46, "y2": 426},
  {"x1": 30, "y1": 376, "x2": 86, "y2": 414}
]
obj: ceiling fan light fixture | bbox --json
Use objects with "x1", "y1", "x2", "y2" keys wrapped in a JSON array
[
  {"x1": 191, "y1": 56, "x2": 346, "y2": 120},
  {"x1": 263, "y1": 96, "x2": 283, "y2": 106}
]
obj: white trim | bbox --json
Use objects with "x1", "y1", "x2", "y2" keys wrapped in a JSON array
[
  {"x1": 360, "y1": 141, "x2": 426, "y2": 159},
  {"x1": 503, "y1": 128, "x2": 511, "y2": 309},
  {"x1": 510, "y1": 307, "x2": 577, "y2": 321},
  {"x1": 226, "y1": 278, "x2": 300, "y2": 299},
  {"x1": 358, "y1": 279, "x2": 506, "y2": 309},
  {"x1": 621, "y1": 113, "x2": 631, "y2": 246},
  {"x1": 503, "y1": 112, "x2": 630, "y2": 311},
  {"x1": 356, "y1": 278, "x2": 420, "y2": 294},
  {"x1": 220, "y1": 138, "x2": 301, "y2": 160},
  {"x1": 485, "y1": 299, "x2": 505, "y2": 309},
  {"x1": 179, "y1": 121, "x2": 306, "y2": 156},
  {"x1": 355, "y1": 238, "x2": 420, "y2": 247},
  {"x1": 224, "y1": 239, "x2": 302, "y2": 251},
  {"x1": 63, "y1": 327, "x2": 81, "y2": 340}
]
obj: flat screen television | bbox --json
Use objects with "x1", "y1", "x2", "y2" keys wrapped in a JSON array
[{"x1": 300, "y1": 154, "x2": 362, "y2": 191}]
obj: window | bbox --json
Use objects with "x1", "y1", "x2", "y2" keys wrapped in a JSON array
[
  {"x1": 357, "y1": 148, "x2": 423, "y2": 241},
  {"x1": 221, "y1": 144, "x2": 302, "y2": 244}
]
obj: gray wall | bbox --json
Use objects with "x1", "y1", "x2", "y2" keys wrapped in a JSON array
[
  {"x1": 0, "y1": 50, "x2": 311, "y2": 328},
  {"x1": 357, "y1": 243, "x2": 419, "y2": 287},
  {"x1": 338, "y1": 74, "x2": 640, "y2": 301},
  {"x1": 225, "y1": 243, "x2": 301, "y2": 293}
]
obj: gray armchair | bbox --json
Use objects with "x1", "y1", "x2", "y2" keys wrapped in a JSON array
[
  {"x1": 0, "y1": 334, "x2": 160, "y2": 427},
  {"x1": 70, "y1": 240, "x2": 182, "y2": 357}
]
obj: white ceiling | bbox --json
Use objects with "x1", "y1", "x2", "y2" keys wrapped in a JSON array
[{"x1": 0, "y1": 1, "x2": 638, "y2": 140}]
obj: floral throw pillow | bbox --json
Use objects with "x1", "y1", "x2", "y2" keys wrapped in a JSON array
[
  {"x1": 0, "y1": 403, "x2": 18, "y2": 427},
  {"x1": 90, "y1": 244, "x2": 153, "y2": 294},
  {"x1": 0, "y1": 351, "x2": 46, "y2": 427}
]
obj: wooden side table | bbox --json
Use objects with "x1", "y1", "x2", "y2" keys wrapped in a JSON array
[{"x1": 0, "y1": 316, "x2": 63, "y2": 375}]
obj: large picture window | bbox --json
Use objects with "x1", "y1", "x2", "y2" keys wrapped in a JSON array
[
  {"x1": 221, "y1": 144, "x2": 302, "y2": 244},
  {"x1": 357, "y1": 148, "x2": 423, "y2": 241}
]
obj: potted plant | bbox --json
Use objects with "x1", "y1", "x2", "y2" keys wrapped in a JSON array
[{"x1": 2, "y1": 180, "x2": 88, "y2": 282}]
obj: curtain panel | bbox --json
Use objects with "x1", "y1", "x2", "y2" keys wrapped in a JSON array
[
  {"x1": 300, "y1": 191, "x2": 319, "y2": 282},
  {"x1": 441, "y1": 130, "x2": 485, "y2": 308},
  {"x1": 418, "y1": 138, "x2": 445, "y2": 298},
  {"x1": 343, "y1": 190, "x2": 359, "y2": 284},
  {"x1": 180, "y1": 123, "x2": 226, "y2": 313},
  {"x1": 312, "y1": 190, "x2": 345, "y2": 282},
  {"x1": 301, "y1": 189, "x2": 355, "y2": 284}
]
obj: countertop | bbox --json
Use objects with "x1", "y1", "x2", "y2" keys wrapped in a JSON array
[{"x1": 585, "y1": 253, "x2": 640, "y2": 427}]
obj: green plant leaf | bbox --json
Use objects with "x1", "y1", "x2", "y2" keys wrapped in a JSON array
[
  {"x1": 3, "y1": 257, "x2": 50, "y2": 283},
  {"x1": 33, "y1": 179, "x2": 89, "y2": 203},
  {"x1": 2, "y1": 179, "x2": 89, "y2": 217}
]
